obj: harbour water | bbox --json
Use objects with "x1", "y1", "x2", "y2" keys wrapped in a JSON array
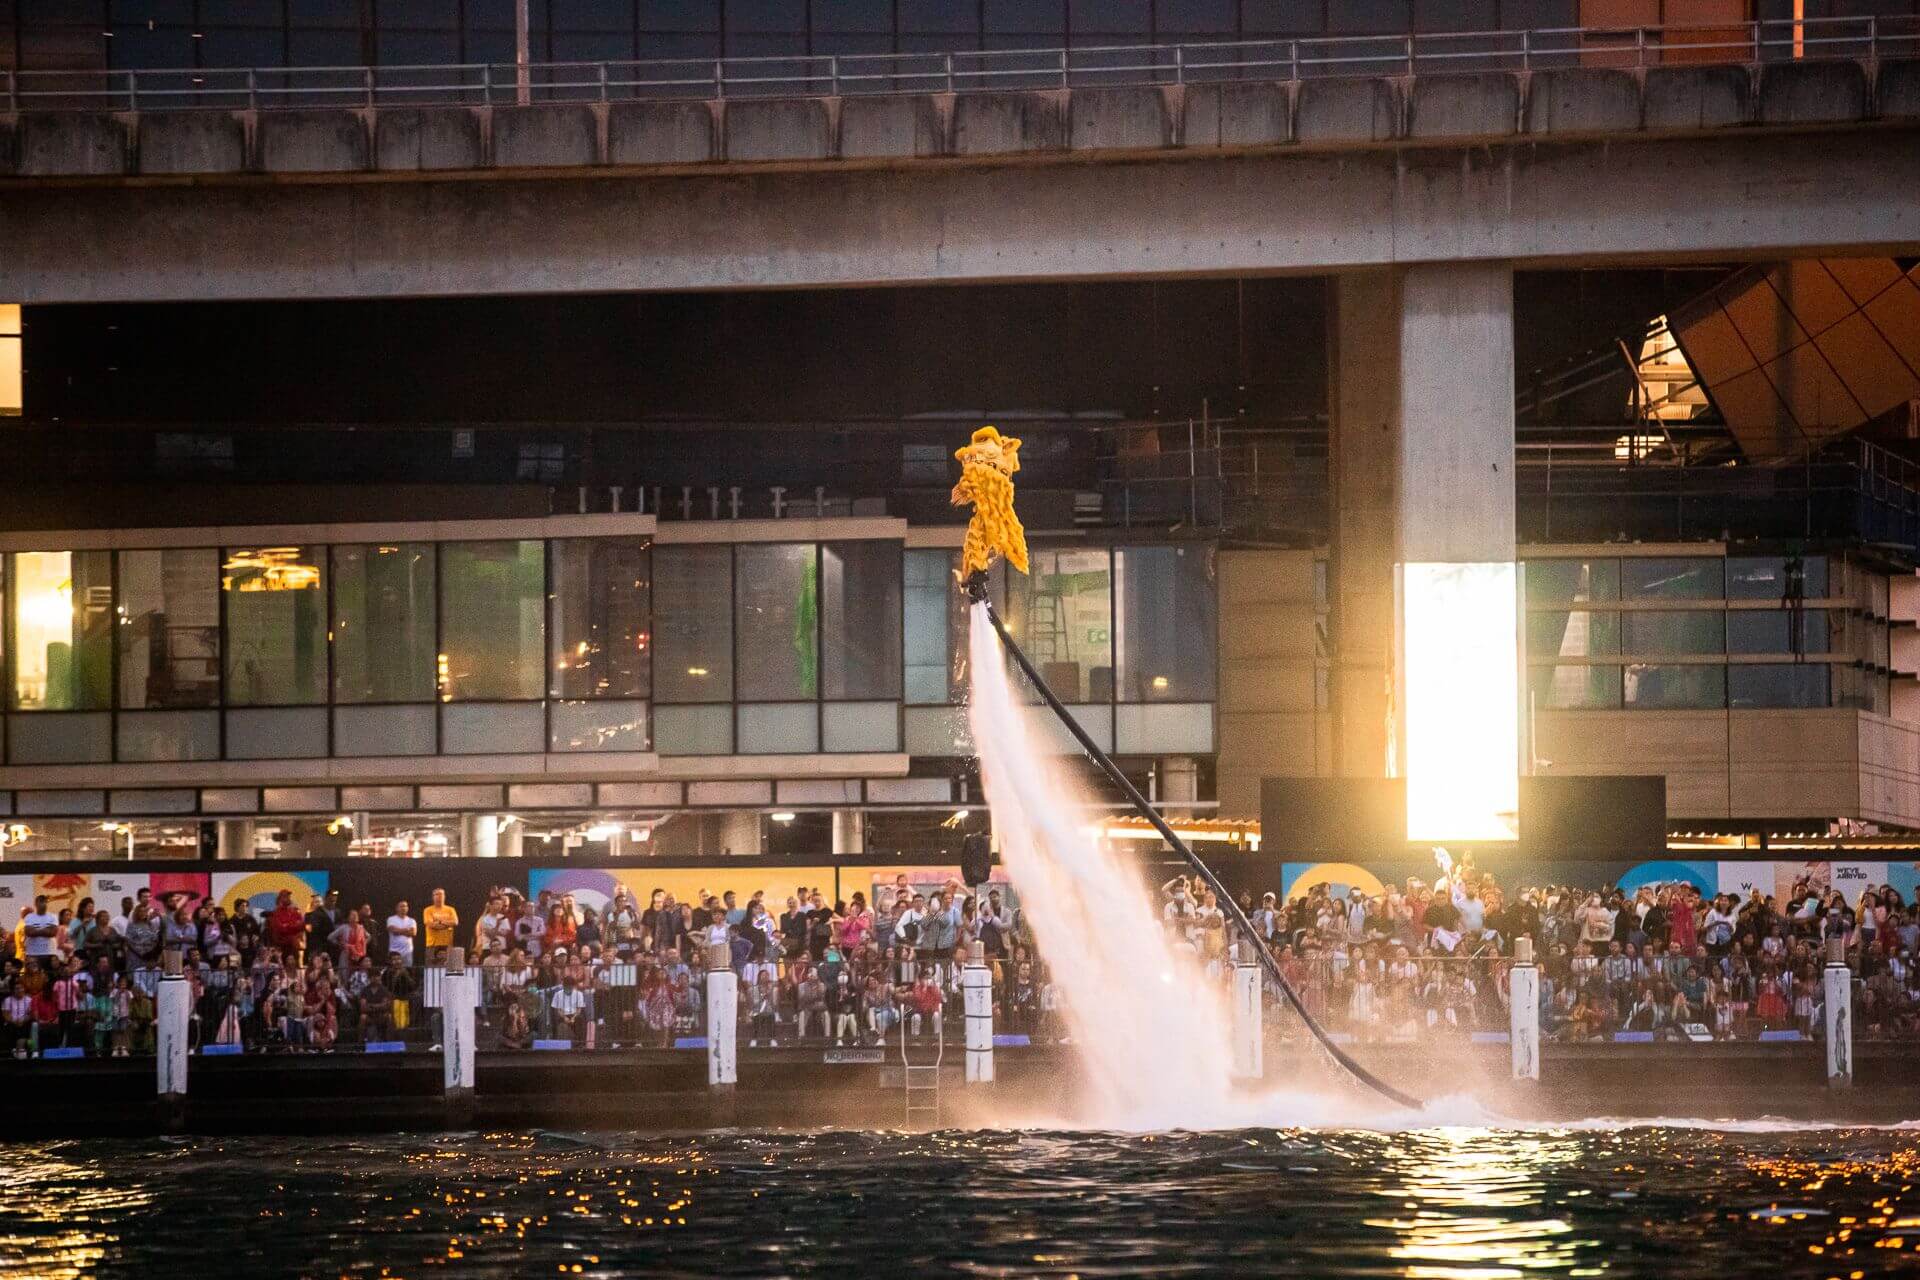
[{"x1": 4, "y1": 1125, "x2": 1917, "y2": 1277}]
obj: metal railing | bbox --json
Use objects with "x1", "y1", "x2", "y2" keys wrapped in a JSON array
[{"x1": 1, "y1": 16, "x2": 1914, "y2": 113}]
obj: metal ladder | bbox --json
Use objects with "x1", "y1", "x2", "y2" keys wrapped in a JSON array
[{"x1": 899, "y1": 1008, "x2": 944, "y2": 1126}]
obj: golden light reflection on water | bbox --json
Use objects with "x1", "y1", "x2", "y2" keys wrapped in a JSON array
[{"x1": 1362, "y1": 1130, "x2": 1587, "y2": 1279}]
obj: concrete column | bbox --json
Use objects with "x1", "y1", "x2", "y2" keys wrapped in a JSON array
[
  {"x1": 156, "y1": 952, "x2": 190, "y2": 1121},
  {"x1": 463, "y1": 814, "x2": 500, "y2": 859},
  {"x1": 216, "y1": 820, "x2": 255, "y2": 860},
  {"x1": 1824, "y1": 936, "x2": 1852, "y2": 1088},
  {"x1": 705, "y1": 943, "x2": 737, "y2": 1089},
  {"x1": 715, "y1": 811, "x2": 763, "y2": 856},
  {"x1": 1328, "y1": 264, "x2": 1515, "y2": 777},
  {"x1": 1509, "y1": 936, "x2": 1540, "y2": 1083},
  {"x1": 1230, "y1": 952, "x2": 1262, "y2": 1081},
  {"x1": 442, "y1": 949, "x2": 477, "y2": 1108},
  {"x1": 1329, "y1": 270, "x2": 1401, "y2": 778},
  {"x1": 831, "y1": 808, "x2": 865, "y2": 857},
  {"x1": 1160, "y1": 757, "x2": 1200, "y2": 818},
  {"x1": 962, "y1": 941, "x2": 995, "y2": 1084},
  {"x1": 499, "y1": 819, "x2": 524, "y2": 859}
]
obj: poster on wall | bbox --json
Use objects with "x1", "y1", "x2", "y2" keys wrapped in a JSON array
[
  {"x1": 22, "y1": 872, "x2": 211, "y2": 922},
  {"x1": 211, "y1": 869, "x2": 329, "y2": 916},
  {"x1": 529, "y1": 867, "x2": 843, "y2": 917}
]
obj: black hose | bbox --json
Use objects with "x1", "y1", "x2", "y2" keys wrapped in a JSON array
[{"x1": 966, "y1": 572, "x2": 1423, "y2": 1112}]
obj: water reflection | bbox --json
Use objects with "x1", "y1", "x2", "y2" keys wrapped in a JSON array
[{"x1": 0, "y1": 1129, "x2": 1916, "y2": 1277}]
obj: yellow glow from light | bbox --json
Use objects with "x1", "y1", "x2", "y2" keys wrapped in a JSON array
[
  {"x1": 1399, "y1": 561, "x2": 1519, "y2": 843},
  {"x1": 222, "y1": 547, "x2": 320, "y2": 592},
  {"x1": 19, "y1": 581, "x2": 72, "y2": 629},
  {"x1": 686, "y1": 666, "x2": 709, "y2": 677}
]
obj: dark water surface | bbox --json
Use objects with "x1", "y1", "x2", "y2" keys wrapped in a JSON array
[{"x1": 3, "y1": 1125, "x2": 1919, "y2": 1277}]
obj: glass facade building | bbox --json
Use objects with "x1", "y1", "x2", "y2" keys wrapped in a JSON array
[{"x1": 0, "y1": 520, "x2": 1219, "y2": 769}]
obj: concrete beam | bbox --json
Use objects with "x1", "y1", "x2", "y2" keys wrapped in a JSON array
[
  {"x1": 255, "y1": 110, "x2": 368, "y2": 173},
  {"x1": 1525, "y1": 68, "x2": 1641, "y2": 134},
  {"x1": 1408, "y1": 72, "x2": 1517, "y2": 140},
  {"x1": 1296, "y1": 78, "x2": 1399, "y2": 144},
  {"x1": 375, "y1": 108, "x2": 487, "y2": 172},
  {"x1": 1068, "y1": 85, "x2": 1174, "y2": 150},
  {"x1": 1884, "y1": 60, "x2": 1920, "y2": 121},
  {"x1": 607, "y1": 100, "x2": 716, "y2": 165},
  {"x1": 137, "y1": 112, "x2": 247, "y2": 175},
  {"x1": 17, "y1": 113, "x2": 129, "y2": 177},
  {"x1": 493, "y1": 104, "x2": 598, "y2": 168},
  {"x1": 1760, "y1": 59, "x2": 1870, "y2": 126},
  {"x1": 0, "y1": 128, "x2": 1915, "y2": 303},
  {"x1": 839, "y1": 94, "x2": 944, "y2": 159},
  {"x1": 1182, "y1": 82, "x2": 1290, "y2": 148},
  {"x1": 724, "y1": 98, "x2": 833, "y2": 163},
  {"x1": 1643, "y1": 65, "x2": 1750, "y2": 130},
  {"x1": 952, "y1": 91, "x2": 1064, "y2": 155}
]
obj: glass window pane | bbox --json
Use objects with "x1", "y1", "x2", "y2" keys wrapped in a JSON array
[
  {"x1": 117, "y1": 549, "x2": 219, "y2": 710},
  {"x1": 1525, "y1": 609, "x2": 1619, "y2": 659},
  {"x1": 333, "y1": 544, "x2": 437, "y2": 704},
  {"x1": 1729, "y1": 663, "x2": 1829, "y2": 709},
  {"x1": 904, "y1": 548, "x2": 957, "y2": 704},
  {"x1": 1529, "y1": 664, "x2": 1621, "y2": 710},
  {"x1": 550, "y1": 537, "x2": 652, "y2": 700},
  {"x1": 654, "y1": 545, "x2": 732, "y2": 702},
  {"x1": 822, "y1": 541, "x2": 902, "y2": 701},
  {"x1": 1010, "y1": 548, "x2": 1114, "y2": 704},
  {"x1": 736, "y1": 544, "x2": 818, "y2": 702},
  {"x1": 439, "y1": 541, "x2": 544, "y2": 701},
  {"x1": 1116, "y1": 544, "x2": 1215, "y2": 702},
  {"x1": 1728, "y1": 608, "x2": 1828, "y2": 656},
  {"x1": 12, "y1": 551, "x2": 112, "y2": 711},
  {"x1": 223, "y1": 546, "x2": 326, "y2": 706},
  {"x1": 1524, "y1": 558, "x2": 1619, "y2": 604},
  {"x1": 1623, "y1": 663, "x2": 1725, "y2": 709},
  {"x1": 1620, "y1": 557, "x2": 1724, "y2": 600},
  {"x1": 1622, "y1": 610, "x2": 1724, "y2": 655},
  {"x1": 1728, "y1": 555, "x2": 1828, "y2": 600}
]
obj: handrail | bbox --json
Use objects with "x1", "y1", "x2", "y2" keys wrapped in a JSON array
[{"x1": 0, "y1": 16, "x2": 1913, "y2": 112}]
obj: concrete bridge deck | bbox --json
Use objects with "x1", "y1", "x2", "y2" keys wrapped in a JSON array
[{"x1": 0, "y1": 59, "x2": 1914, "y2": 180}]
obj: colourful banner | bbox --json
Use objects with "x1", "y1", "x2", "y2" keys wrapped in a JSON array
[
  {"x1": 1279, "y1": 858, "x2": 1920, "y2": 909},
  {"x1": 211, "y1": 869, "x2": 329, "y2": 916}
]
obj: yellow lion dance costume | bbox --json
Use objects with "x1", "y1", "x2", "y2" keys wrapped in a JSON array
[{"x1": 952, "y1": 426, "x2": 1029, "y2": 579}]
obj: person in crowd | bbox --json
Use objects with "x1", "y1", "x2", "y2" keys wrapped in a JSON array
[
  {"x1": 385, "y1": 900, "x2": 419, "y2": 971},
  {"x1": 422, "y1": 889, "x2": 459, "y2": 964},
  {"x1": 330, "y1": 909, "x2": 370, "y2": 973},
  {"x1": 266, "y1": 891, "x2": 306, "y2": 963}
]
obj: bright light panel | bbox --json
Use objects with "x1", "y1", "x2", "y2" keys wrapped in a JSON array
[{"x1": 1399, "y1": 561, "x2": 1520, "y2": 843}]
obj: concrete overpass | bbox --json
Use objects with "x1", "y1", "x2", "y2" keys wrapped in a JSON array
[{"x1": 0, "y1": 56, "x2": 1915, "y2": 303}]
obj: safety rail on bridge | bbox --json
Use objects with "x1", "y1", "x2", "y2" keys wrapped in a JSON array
[{"x1": 1, "y1": 16, "x2": 1915, "y2": 114}]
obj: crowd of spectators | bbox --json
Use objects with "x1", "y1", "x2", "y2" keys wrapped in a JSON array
[
  {"x1": 5, "y1": 856, "x2": 1918, "y2": 1058},
  {"x1": 0, "y1": 875, "x2": 1061, "y2": 1057},
  {"x1": 1225, "y1": 854, "x2": 1920, "y2": 1043}
]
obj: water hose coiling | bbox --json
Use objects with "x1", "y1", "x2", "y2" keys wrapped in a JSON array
[{"x1": 964, "y1": 570, "x2": 1424, "y2": 1112}]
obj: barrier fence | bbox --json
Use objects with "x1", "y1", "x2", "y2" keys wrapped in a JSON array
[{"x1": 1, "y1": 17, "x2": 1914, "y2": 113}]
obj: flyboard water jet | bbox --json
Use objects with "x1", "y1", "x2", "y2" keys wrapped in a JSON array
[{"x1": 951, "y1": 425, "x2": 1424, "y2": 1113}]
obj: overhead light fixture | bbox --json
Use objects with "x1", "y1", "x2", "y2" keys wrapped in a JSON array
[
  {"x1": 585, "y1": 823, "x2": 621, "y2": 840},
  {"x1": 687, "y1": 666, "x2": 709, "y2": 677},
  {"x1": 770, "y1": 812, "x2": 796, "y2": 823}
]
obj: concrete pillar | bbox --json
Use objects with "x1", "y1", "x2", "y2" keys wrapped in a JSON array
[
  {"x1": 1160, "y1": 757, "x2": 1200, "y2": 819},
  {"x1": 831, "y1": 808, "x2": 865, "y2": 857},
  {"x1": 442, "y1": 949, "x2": 477, "y2": 1108},
  {"x1": 705, "y1": 943, "x2": 737, "y2": 1089},
  {"x1": 463, "y1": 814, "x2": 500, "y2": 859},
  {"x1": 156, "y1": 951, "x2": 190, "y2": 1121},
  {"x1": 1509, "y1": 936, "x2": 1540, "y2": 1083},
  {"x1": 715, "y1": 810, "x2": 763, "y2": 856},
  {"x1": 962, "y1": 941, "x2": 995, "y2": 1083},
  {"x1": 1230, "y1": 952, "x2": 1262, "y2": 1081},
  {"x1": 1328, "y1": 263, "x2": 1515, "y2": 778},
  {"x1": 499, "y1": 819, "x2": 524, "y2": 859},
  {"x1": 1824, "y1": 936, "x2": 1852, "y2": 1088},
  {"x1": 216, "y1": 819, "x2": 255, "y2": 860}
]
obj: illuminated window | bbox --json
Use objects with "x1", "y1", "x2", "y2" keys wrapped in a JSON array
[
  {"x1": 10, "y1": 551, "x2": 112, "y2": 711},
  {"x1": 549, "y1": 537, "x2": 651, "y2": 700},
  {"x1": 439, "y1": 541, "x2": 544, "y2": 701},
  {"x1": 224, "y1": 546, "x2": 326, "y2": 706},
  {"x1": 118, "y1": 549, "x2": 219, "y2": 709},
  {"x1": 0, "y1": 304, "x2": 20, "y2": 417},
  {"x1": 654, "y1": 545, "x2": 732, "y2": 703},
  {"x1": 333, "y1": 543, "x2": 437, "y2": 704}
]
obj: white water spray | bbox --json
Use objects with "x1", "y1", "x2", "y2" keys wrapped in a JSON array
[{"x1": 966, "y1": 603, "x2": 1250, "y2": 1128}]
